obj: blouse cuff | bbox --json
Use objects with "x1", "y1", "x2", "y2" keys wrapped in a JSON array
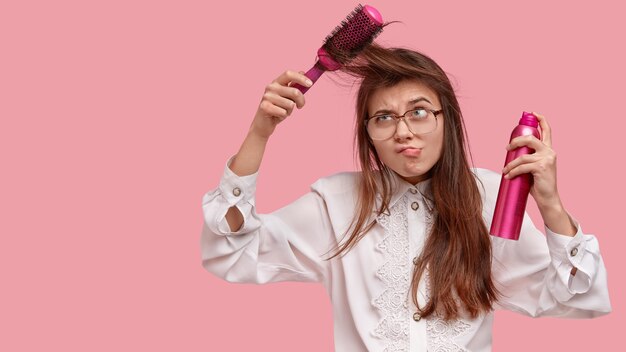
[
  {"x1": 218, "y1": 155, "x2": 259, "y2": 207},
  {"x1": 212, "y1": 156, "x2": 260, "y2": 235},
  {"x1": 545, "y1": 216, "x2": 598, "y2": 296}
]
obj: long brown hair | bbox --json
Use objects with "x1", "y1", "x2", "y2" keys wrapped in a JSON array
[{"x1": 326, "y1": 44, "x2": 499, "y2": 321}]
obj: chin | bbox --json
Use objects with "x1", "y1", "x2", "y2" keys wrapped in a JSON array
[{"x1": 398, "y1": 163, "x2": 434, "y2": 180}]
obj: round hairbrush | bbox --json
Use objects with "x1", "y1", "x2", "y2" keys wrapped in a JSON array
[{"x1": 292, "y1": 4, "x2": 384, "y2": 94}]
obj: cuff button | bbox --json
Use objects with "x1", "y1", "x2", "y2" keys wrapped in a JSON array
[{"x1": 233, "y1": 187, "x2": 242, "y2": 197}]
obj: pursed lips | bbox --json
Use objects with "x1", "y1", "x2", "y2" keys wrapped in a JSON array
[{"x1": 395, "y1": 146, "x2": 422, "y2": 153}]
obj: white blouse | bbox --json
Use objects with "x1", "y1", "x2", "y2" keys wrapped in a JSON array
[{"x1": 201, "y1": 158, "x2": 611, "y2": 352}]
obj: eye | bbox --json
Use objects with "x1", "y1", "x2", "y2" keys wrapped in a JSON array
[
  {"x1": 408, "y1": 108, "x2": 428, "y2": 119},
  {"x1": 374, "y1": 114, "x2": 394, "y2": 123}
]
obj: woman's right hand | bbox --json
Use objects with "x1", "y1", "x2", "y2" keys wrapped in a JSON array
[{"x1": 249, "y1": 70, "x2": 313, "y2": 139}]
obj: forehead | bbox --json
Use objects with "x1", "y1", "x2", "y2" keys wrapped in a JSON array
[{"x1": 367, "y1": 79, "x2": 439, "y2": 114}]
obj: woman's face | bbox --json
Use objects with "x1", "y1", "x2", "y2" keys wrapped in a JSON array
[{"x1": 367, "y1": 79, "x2": 444, "y2": 185}]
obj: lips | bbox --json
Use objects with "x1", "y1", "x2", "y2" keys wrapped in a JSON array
[
  {"x1": 396, "y1": 146, "x2": 422, "y2": 157},
  {"x1": 395, "y1": 146, "x2": 422, "y2": 154}
]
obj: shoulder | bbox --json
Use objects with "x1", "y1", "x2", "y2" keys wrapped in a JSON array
[
  {"x1": 310, "y1": 171, "x2": 361, "y2": 197},
  {"x1": 470, "y1": 167, "x2": 502, "y2": 205},
  {"x1": 309, "y1": 171, "x2": 363, "y2": 229},
  {"x1": 470, "y1": 167, "x2": 502, "y2": 187}
]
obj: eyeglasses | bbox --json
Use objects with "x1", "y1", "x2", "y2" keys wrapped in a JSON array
[{"x1": 365, "y1": 107, "x2": 443, "y2": 140}]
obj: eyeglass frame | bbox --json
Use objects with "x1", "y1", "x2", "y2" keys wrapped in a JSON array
[{"x1": 364, "y1": 108, "x2": 443, "y2": 140}]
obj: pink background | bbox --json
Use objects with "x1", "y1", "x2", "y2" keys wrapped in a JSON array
[{"x1": 1, "y1": 0, "x2": 623, "y2": 350}]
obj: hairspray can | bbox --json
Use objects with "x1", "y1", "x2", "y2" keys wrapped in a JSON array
[{"x1": 490, "y1": 112, "x2": 541, "y2": 240}]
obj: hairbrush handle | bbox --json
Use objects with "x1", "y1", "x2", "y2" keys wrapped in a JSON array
[
  {"x1": 292, "y1": 61, "x2": 326, "y2": 94},
  {"x1": 292, "y1": 47, "x2": 341, "y2": 94}
]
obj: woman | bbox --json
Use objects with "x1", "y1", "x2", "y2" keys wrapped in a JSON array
[{"x1": 200, "y1": 44, "x2": 611, "y2": 351}]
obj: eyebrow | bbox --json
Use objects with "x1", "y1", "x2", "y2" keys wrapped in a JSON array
[{"x1": 372, "y1": 97, "x2": 433, "y2": 115}]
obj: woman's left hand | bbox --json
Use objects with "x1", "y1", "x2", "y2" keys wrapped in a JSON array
[
  {"x1": 502, "y1": 112, "x2": 577, "y2": 237},
  {"x1": 501, "y1": 112, "x2": 560, "y2": 208}
]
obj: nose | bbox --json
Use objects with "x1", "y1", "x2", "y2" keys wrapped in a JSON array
[{"x1": 394, "y1": 118, "x2": 413, "y2": 140}]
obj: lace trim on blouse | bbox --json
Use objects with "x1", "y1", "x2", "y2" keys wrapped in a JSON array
[
  {"x1": 371, "y1": 190, "x2": 470, "y2": 351},
  {"x1": 423, "y1": 271, "x2": 471, "y2": 352},
  {"x1": 372, "y1": 196, "x2": 411, "y2": 352}
]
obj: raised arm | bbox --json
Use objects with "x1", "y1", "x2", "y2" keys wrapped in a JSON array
[{"x1": 226, "y1": 70, "x2": 313, "y2": 231}]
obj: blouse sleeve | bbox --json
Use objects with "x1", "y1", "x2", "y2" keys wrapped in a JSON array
[
  {"x1": 476, "y1": 169, "x2": 611, "y2": 318},
  {"x1": 473, "y1": 167, "x2": 612, "y2": 318},
  {"x1": 491, "y1": 203, "x2": 612, "y2": 318},
  {"x1": 200, "y1": 157, "x2": 334, "y2": 284}
]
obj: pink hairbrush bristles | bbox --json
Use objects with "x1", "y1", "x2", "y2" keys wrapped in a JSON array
[{"x1": 292, "y1": 4, "x2": 384, "y2": 94}]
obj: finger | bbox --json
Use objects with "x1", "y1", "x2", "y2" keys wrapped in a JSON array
[
  {"x1": 263, "y1": 91, "x2": 296, "y2": 115},
  {"x1": 289, "y1": 70, "x2": 311, "y2": 91},
  {"x1": 260, "y1": 100, "x2": 289, "y2": 119},
  {"x1": 504, "y1": 162, "x2": 536, "y2": 179},
  {"x1": 274, "y1": 85, "x2": 305, "y2": 109},
  {"x1": 502, "y1": 153, "x2": 541, "y2": 174},
  {"x1": 507, "y1": 134, "x2": 545, "y2": 152},
  {"x1": 275, "y1": 70, "x2": 313, "y2": 88},
  {"x1": 270, "y1": 83, "x2": 306, "y2": 109},
  {"x1": 532, "y1": 112, "x2": 552, "y2": 148}
]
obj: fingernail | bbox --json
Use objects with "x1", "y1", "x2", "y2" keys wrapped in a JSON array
[{"x1": 305, "y1": 79, "x2": 313, "y2": 86}]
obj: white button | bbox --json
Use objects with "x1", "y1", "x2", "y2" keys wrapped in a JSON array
[
  {"x1": 413, "y1": 312, "x2": 421, "y2": 321},
  {"x1": 232, "y1": 187, "x2": 242, "y2": 197},
  {"x1": 411, "y1": 202, "x2": 419, "y2": 211},
  {"x1": 413, "y1": 256, "x2": 418, "y2": 265},
  {"x1": 570, "y1": 247, "x2": 578, "y2": 256},
  {"x1": 410, "y1": 188, "x2": 418, "y2": 194}
]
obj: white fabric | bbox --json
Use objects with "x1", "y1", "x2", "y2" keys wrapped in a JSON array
[{"x1": 201, "y1": 158, "x2": 612, "y2": 351}]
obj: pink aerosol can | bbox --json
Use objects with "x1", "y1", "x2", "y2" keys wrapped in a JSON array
[{"x1": 490, "y1": 112, "x2": 541, "y2": 240}]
